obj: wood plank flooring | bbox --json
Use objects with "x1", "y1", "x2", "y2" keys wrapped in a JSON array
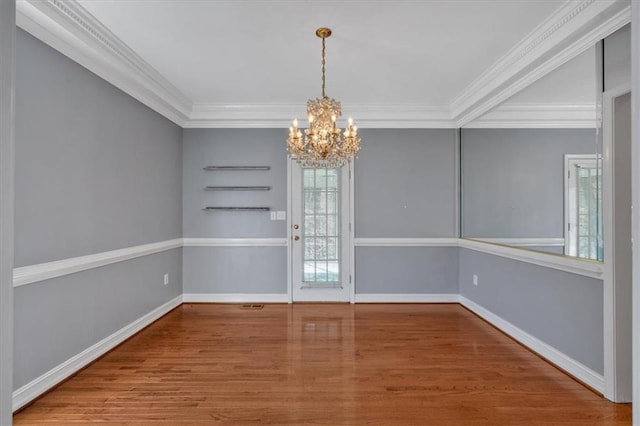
[{"x1": 14, "y1": 303, "x2": 631, "y2": 425}]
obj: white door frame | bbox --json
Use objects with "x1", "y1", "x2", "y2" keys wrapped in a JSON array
[
  {"x1": 286, "y1": 159, "x2": 355, "y2": 303},
  {"x1": 602, "y1": 83, "x2": 632, "y2": 402}
]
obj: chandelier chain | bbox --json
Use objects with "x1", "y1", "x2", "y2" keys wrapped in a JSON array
[{"x1": 321, "y1": 35, "x2": 326, "y2": 98}]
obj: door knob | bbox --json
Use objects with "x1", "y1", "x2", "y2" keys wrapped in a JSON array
[
  {"x1": 293, "y1": 224, "x2": 299, "y2": 229},
  {"x1": 293, "y1": 235, "x2": 300, "y2": 241}
]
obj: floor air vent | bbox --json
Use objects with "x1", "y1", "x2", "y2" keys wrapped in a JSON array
[{"x1": 239, "y1": 304, "x2": 264, "y2": 310}]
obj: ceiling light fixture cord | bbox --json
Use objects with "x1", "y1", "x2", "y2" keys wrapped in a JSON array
[{"x1": 321, "y1": 35, "x2": 326, "y2": 98}]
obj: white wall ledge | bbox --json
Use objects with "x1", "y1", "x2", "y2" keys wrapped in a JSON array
[
  {"x1": 458, "y1": 238, "x2": 603, "y2": 279},
  {"x1": 13, "y1": 238, "x2": 183, "y2": 287}
]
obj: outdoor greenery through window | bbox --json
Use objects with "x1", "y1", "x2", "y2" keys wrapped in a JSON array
[
  {"x1": 302, "y1": 168, "x2": 340, "y2": 283},
  {"x1": 565, "y1": 155, "x2": 603, "y2": 261},
  {"x1": 576, "y1": 166, "x2": 602, "y2": 259}
]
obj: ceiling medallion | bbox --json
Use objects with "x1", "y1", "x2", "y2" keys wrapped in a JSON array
[{"x1": 287, "y1": 27, "x2": 361, "y2": 168}]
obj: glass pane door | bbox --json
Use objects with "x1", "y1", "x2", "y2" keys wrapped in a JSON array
[
  {"x1": 303, "y1": 168, "x2": 340, "y2": 284},
  {"x1": 290, "y1": 162, "x2": 351, "y2": 302}
]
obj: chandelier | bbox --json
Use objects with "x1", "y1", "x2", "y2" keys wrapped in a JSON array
[{"x1": 287, "y1": 27, "x2": 361, "y2": 168}]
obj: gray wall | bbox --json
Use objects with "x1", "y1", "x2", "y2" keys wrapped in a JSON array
[
  {"x1": 354, "y1": 129, "x2": 459, "y2": 294},
  {"x1": 356, "y1": 247, "x2": 458, "y2": 294},
  {"x1": 183, "y1": 128, "x2": 459, "y2": 296},
  {"x1": 355, "y1": 129, "x2": 458, "y2": 237},
  {"x1": 14, "y1": 249, "x2": 182, "y2": 389},
  {"x1": 459, "y1": 248, "x2": 604, "y2": 373},
  {"x1": 183, "y1": 247, "x2": 286, "y2": 294},
  {"x1": 182, "y1": 129, "x2": 287, "y2": 294},
  {"x1": 0, "y1": 0, "x2": 15, "y2": 422},
  {"x1": 14, "y1": 30, "x2": 183, "y2": 392},
  {"x1": 16, "y1": 30, "x2": 182, "y2": 267},
  {"x1": 182, "y1": 129, "x2": 287, "y2": 238},
  {"x1": 630, "y1": 1, "x2": 639, "y2": 418},
  {"x1": 604, "y1": 24, "x2": 631, "y2": 91},
  {"x1": 611, "y1": 92, "x2": 633, "y2": 399},
  {"x1": 461, "y1": 128, "x2": 596, "y2": 238}
]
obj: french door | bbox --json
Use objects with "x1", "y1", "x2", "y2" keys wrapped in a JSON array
[{"x1": 289, "y1": 161, "x2": 352, "y2": 302}]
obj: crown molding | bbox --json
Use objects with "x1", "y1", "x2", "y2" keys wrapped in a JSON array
[
  {"x1": 186, "y1": 103, "x2": 456, "y2": 128},
  {"x1": 16, "y1": 0, "x2": 192, "y2": 126},
  {"x1": 452, "y1": 0, "x2": 631, "y2": 127},
  {"x1": 464, "y1": 103, "x2": 596, "y2": 128},
  {"x1": 15, "y1": 0, "x2": 630, "y2": 129}
]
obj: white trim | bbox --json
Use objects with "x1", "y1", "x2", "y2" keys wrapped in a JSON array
[
  {"x1": 182, "y1": 293, "x2": 288, "y2": 303},
  {"x1": 12, "y1": 295, "x2": 182, "y2": 411},
  {"x1": 478, "y1": 237, "x2": 565, "y2": 247},
  {"x1": 13, "y1": 238, "x2": 183, "y2": 287},
  {"x1": 458, "y1": 238, "x2": 603, "y2": 279},
  {"x1": 183, "y1": 238, "x2": 287, "y2": 247},
  {"x1": 16, "y1": 0, "x2": 191, "y2": 126},
  {"x1": 355, "y1": 294, "x2": 460, "y2": 303},
  {"x1": 355, "y1": 238, "x2": 459, "y2": 247},
  {"x1": 15, "y1": 0, "x2": 630, "y2": 130},
  {"x1": 349, "y1": 163, "x2": 356, "y2": 304},
  {"x1": 286, "y1": 159, "x2": 293, "y2": 304},
  {"x1": 452, "y1": 0, "x2": 631, "y2": 126},
  {"x1": 464, "y1": 104, "x2": 597, "y2": 129},
  {"x1": 289, "y1": 163, "x2": 353, "y2": 303},
  {"x1": 459, "y1": 296, "x2": 605, "y2": 393}
]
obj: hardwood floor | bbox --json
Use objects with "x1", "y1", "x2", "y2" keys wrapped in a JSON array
[{"x1": 14, "y1": 303, "x2": 631, "y2": 425}]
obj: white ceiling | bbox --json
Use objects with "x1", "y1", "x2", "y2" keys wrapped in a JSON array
[
  {"x1": 16, "y1": 0, "x2": 632, "y2": 127},
  {"x1": 76, "y1": 0, "x2": 563, "y2": 105}
]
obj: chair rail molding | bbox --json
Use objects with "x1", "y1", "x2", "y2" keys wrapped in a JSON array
[
  {"x1": 13, "y1": 238, "x2": 183, "y2": 287},
  {"x1": 458, "y1": 238, "x2": 603, "y2": 279}
]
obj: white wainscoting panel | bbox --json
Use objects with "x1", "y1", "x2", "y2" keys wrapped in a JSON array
[
  {"x1": 13, "y1": 238, "x2": 183, "y2": 287},
  {"x1": 459, "y1": 296, "x2": 605, "y2": 393},
  {"x1": 12, "y1": 295, "x2": 183, "y2": 411}
]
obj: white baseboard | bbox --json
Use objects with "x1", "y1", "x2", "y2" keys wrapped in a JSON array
[
  {"x1": 12, "y1": 295, "x2": 183, "y2": 411},
  {"x1": 459, "y1": 295, "x2": 605, "y2": 393},
  {"x1": 355, "y1": 293, "x2": 460, "y2": 303},
  {"x1": 183, "y1": 293, "x2": 289, "y2": 303}
]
